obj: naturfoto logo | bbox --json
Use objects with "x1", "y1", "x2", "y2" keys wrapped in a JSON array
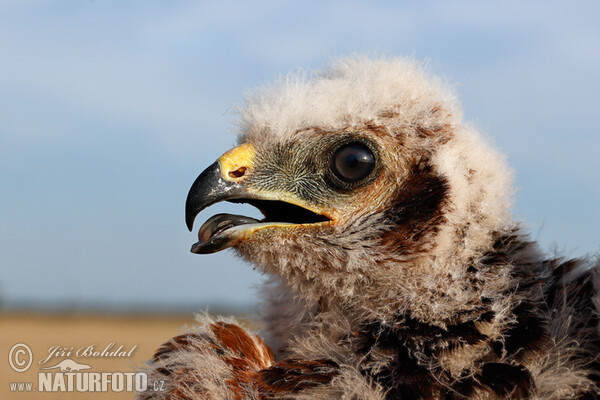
[{"x1": 8, "y1": 342, "x2": 164, "y2": 394}]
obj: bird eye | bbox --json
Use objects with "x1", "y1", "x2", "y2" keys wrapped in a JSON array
[{"x1": 331, "y1": 142, "x2": 376, "y2": 184}]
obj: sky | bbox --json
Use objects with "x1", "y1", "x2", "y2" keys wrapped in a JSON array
[{"x1": 1, "y1": 1, "x2": 599, "y2": 312}]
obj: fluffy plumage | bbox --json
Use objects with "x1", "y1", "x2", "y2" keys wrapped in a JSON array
[{"x1": 139, "y1": 56, "x2": 600, "y2": 399}]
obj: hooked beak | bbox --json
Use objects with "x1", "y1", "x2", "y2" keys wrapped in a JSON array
[
  {"x1": 185, "y1": 161, "x2": 242, "y2": 232},
  {"x1": 185, "y1": 144, "x2": 332, "y2": 255}
]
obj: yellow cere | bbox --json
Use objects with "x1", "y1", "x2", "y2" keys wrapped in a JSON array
[{"x1": 217, "y1": 143, "x2": 256, "y2": 182}]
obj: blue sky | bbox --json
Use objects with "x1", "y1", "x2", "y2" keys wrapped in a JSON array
[{"x1": 1, "y1": 1, "x2": 599, "y2": 311}]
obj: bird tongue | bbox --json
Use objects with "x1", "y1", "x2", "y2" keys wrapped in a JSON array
[{"x1": 192, "y1": 213, "x2": 260, "y2": 254}]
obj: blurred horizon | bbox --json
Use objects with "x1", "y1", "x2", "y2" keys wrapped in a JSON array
[{"x1": 1, "y1": 1, "x2": 599, "y2": 313}]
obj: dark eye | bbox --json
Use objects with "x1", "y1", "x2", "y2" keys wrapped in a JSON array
[{"x1": 331, "y1": 142, "x2": 376, "y2": 183}]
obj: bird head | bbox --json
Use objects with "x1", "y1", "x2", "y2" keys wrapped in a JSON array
[{"x1": 185, "y1": 57, "x2": 514, "y2": 324}]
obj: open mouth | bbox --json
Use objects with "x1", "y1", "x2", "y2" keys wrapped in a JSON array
[{"x1": 191, "y1": 199, "x2": 331, "y2": 254}]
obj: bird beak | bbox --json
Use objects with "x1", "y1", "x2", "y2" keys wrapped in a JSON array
[
  {"x1": 185, "y1": 143, "x2": 332, "y2": 254},
  {"x1": 185, "y1": 144, "x2": 256, "y2": 232}
]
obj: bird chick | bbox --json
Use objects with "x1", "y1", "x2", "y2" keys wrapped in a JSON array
[{"x1": 139, "y1": 57, "x2": 600, "y2": 400}]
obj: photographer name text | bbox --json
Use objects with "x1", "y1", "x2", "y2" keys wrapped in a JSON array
[{"x1": 39, "y1": 343, "x2": 137, "y2": 365}]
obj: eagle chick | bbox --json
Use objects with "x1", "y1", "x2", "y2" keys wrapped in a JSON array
[{"x1": 139, "y1": 57, "x2": 600, "y2": 400}]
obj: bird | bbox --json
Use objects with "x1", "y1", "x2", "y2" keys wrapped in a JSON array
[{"x1": 138, "y1": 56, "x2": 600, "y2": 399}]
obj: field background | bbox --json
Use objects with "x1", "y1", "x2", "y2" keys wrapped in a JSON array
[{"x1": 2, "y1": 311, "x2": 245, "y2": 399}]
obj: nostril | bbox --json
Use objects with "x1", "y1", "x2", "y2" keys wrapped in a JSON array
[{"x1": 229, "y1": 167, "x2": 247, "y2": 179}]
